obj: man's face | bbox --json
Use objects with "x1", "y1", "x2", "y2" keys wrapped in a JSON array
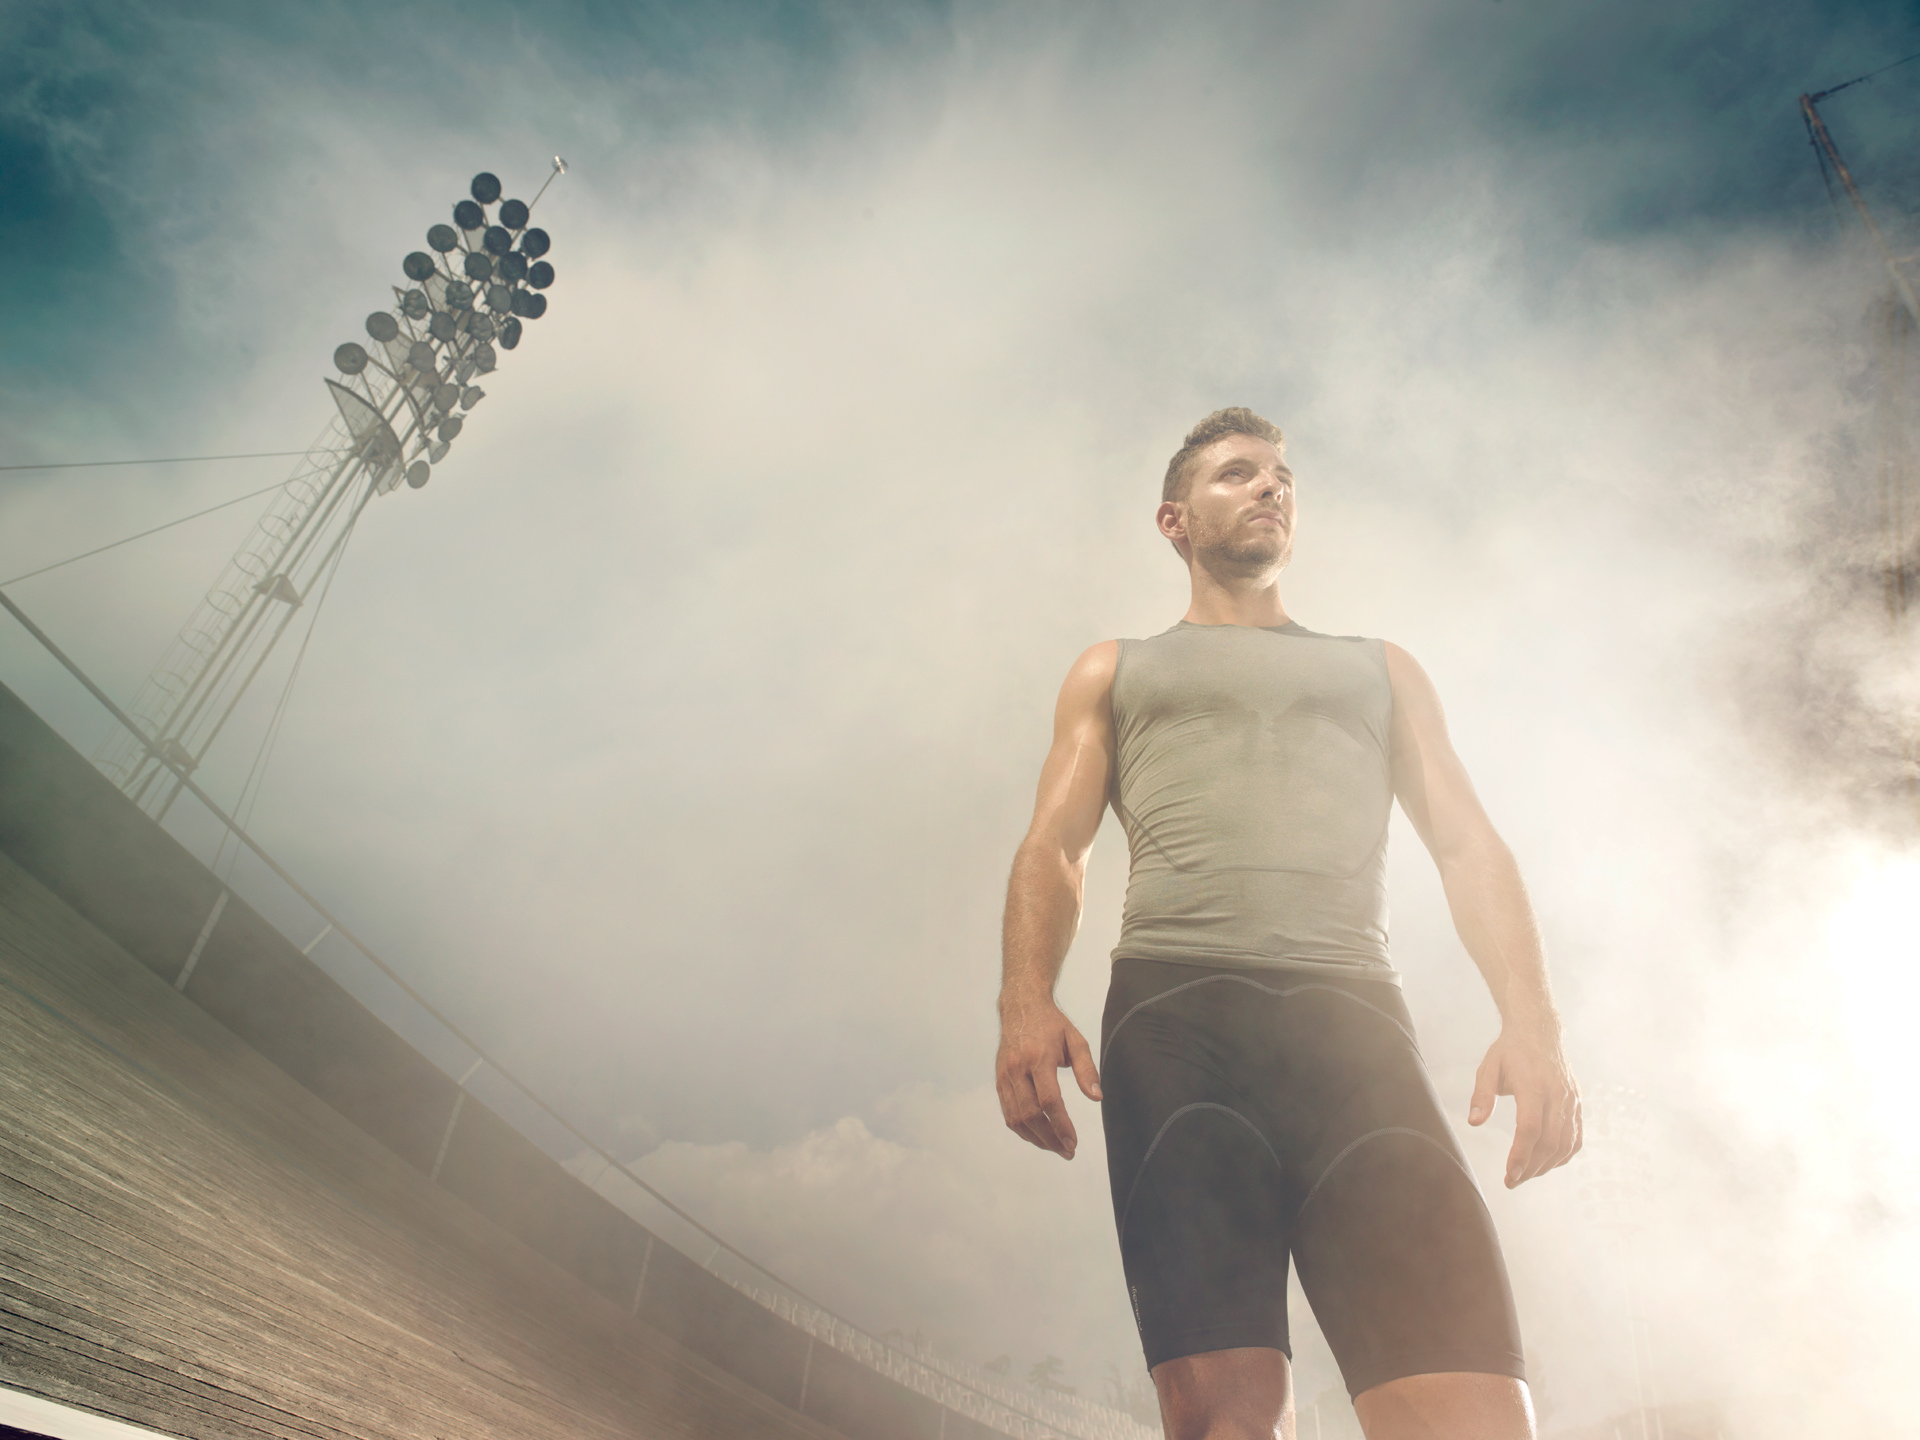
[{"x1": 1157, "y1": 433, "x2": 1296, "y2": 572}]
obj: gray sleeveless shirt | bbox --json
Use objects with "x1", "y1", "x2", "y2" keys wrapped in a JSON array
[{"x1": 1109, "y1": 621, "x2": 1397, "y2": 980}]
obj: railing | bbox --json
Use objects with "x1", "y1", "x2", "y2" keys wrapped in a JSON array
[
  {"x1": 0, "y1": 586, "x2": 1156, "y2": 1440},
  {"x1": 726, "y1": 1278, "x2": 1158, "y2": 1440}
]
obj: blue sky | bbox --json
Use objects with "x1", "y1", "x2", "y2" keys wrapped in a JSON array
[
  {"x1": 5, "y1": 0, "x2": 1917, "y2": 413},
  {"x1": 4, "y1": 2, "x2": 1920, "y2": 1431}
]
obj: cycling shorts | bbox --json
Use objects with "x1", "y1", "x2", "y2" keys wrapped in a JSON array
[{"x1": 1100, "y1": 958, "x2": 1526, "y2": 1398}]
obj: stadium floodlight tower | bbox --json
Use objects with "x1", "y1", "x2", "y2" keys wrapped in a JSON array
[{"x1": 97, "y1": 164, "x2": 565, "y2": 818}]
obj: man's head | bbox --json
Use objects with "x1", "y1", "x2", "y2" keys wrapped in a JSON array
[
  {"x1": 1161, "y1": 407, "x2": 1285, "y2": 504},
  {"x1": 1156, "y1": 407, "x2": 1295, "y2": 572}
]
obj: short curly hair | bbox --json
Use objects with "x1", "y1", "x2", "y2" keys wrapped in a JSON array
[{"x1": 1161, "y1": 407, "x2": 1286, "y2": 502}]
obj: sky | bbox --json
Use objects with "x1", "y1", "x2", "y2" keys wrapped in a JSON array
[{"x1": 4, "y1": 0, "x2": 1920, "y2": 1435}]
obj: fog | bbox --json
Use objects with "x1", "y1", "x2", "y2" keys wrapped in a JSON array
[{"x1": 3, "y1": 1, "x2": 1919, "y2": 1435}]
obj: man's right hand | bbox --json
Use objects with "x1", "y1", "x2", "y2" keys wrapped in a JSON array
[{"x1": 995, "y1": 999, "x2": 1102, "y2": 1160}]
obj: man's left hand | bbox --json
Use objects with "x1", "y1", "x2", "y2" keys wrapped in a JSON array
[{"x1": 1468, "y1": 1025, "x2": 1582, "y2": 1188}]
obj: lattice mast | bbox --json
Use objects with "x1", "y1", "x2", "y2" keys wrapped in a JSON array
[
  {"x1": 98, "y1": 165, "x2": 564, "y2": 816},
  {"x1": 1802, "y1": 92, "x2": 1920, "y2": 816}
]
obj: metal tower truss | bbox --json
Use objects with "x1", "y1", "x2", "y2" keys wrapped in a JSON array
[{"x1": 97, "y1": 165, "x2": 564, "y2": 814}]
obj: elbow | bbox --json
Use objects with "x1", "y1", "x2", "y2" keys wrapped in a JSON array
[
  {"x1": 1012, "y1": 834, "x2": 1088, "y2": 891},
  {"x1": 1431, "y1": 826, "x2": 1513, "y2": 881}
]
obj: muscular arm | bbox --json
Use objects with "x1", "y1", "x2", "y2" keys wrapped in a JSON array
[
  {"x1": 994, "y1": 641, "x2": 1116, "y2": 1160},
  {"x1": 1385, "y1": 642, "x2": 1582, "y2": 1188}
]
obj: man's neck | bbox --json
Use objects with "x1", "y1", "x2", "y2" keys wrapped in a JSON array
[{"x1": 1183, "y1": 566, "x2": 1290, "y2": 628}]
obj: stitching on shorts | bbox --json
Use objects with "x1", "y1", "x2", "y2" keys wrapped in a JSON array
[
  {"x1": 1295, "y1": 1126, "x2": 1485, "y2": 1219},
  {"x1": 1105, "y1": 973, "x2": 1416, "y2": 1051},
  {"x1": 1118, "y1": 1101, "x2": 1282, "y2": 1241}
]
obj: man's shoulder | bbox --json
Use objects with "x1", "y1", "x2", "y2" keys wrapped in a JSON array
[{"x1": 1059, "y1": 640, "x2": 1120, "y2": 698}]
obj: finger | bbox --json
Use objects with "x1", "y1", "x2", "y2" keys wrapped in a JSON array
[
  {"x1": 1549, "y1": 1094, "x2": 1583, "y2": 1172},
  {"x1": 1512, "y1": 1098, "x2": 1559, "y2": 1190},
  {"x1": 1506, "y1": 1101, "x2": 1544, "y2": 1187},
  {"x1": 1532, "y1": 1090, "x2": 1577, "y2": 1176},
  {"x1": 1525, "y1": 1114, "x2": 1567, "y2": 1184},
  {"x1": 1050, "y1": 1104, "x2": 1079, "y2": 1157},
  {"x1": 1065, "y1": 1025, "x2": 1103, "y2": 1102},
  {"x1": 1015, "y1": 1071, "x2": 1079, "y2": 1158},
  {"x1": 1007, "y1": 1099, "x2": 1067, "y2": 1156},
  {"x1": 1010, "y1": 1119, "x2": 1054, "y2": 1153},
  {"x1": 1526, "y1": 1096, "x2": 1574, "y2": 1183},
  {"x1": 1036, "y1": 1090, "x2": 1082, "y2": 1159},
  {"x1": 1469, "y1": 1049, "x2": 1501, "y2": 1127},
  {"x1": 999, "y1": 1070, "x2": 1058, "y2": 1151}
]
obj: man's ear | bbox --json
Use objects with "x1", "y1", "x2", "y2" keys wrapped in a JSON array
[
  {"x1": 1156, "y1": 500, "x2": 1192, "y2": 562},
  {"x1": 1155, "y1": 500, "x2": 1184, "y2": 543}
]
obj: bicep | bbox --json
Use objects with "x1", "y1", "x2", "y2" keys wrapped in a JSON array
[
  {"x1": 1385, "y1": 642, "x2": 1498, "y2": 861},
  {"x1": 1025, "y1": 643, "x2": 1118, "y2": 863}
]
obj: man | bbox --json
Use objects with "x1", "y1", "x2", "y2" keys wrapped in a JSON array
[{"x1": 994, "y1": 409, "x2": 1581, "y2": 1440}]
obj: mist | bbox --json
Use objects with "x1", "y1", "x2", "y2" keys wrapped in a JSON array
[{"x1": 3, "y1": 1, "x2": 1919, "y2": 1434}]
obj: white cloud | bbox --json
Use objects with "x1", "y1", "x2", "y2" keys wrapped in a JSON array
[{"x1": 633, "y1": 1083, "x2": 1134, "y2": 1386}]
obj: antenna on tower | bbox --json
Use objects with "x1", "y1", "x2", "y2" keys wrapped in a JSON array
[
  {"x1": 1800, "y1": 90, "x2": 1920, "y2": 327},
  {"x1": 96, "y1": 170, "x2": 564, "y2": 818},
  {"x1": 531, "y1": 156, "x2": 568, "y2": 212}
]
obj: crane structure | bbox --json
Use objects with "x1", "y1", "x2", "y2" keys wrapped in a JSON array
[
  {"x1": 97, "y1": 165, "x2": 564, "y2": 817},
  {"x1": 1802, "y1": 87, "x2": 1920, "y2": 812}
]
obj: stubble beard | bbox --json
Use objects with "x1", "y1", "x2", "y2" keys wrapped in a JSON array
[{"x1": 1189, "y1": 512, "x2": 1293, "y2": 577}]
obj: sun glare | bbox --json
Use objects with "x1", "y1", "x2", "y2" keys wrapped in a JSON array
[{"x1": 1824, "y1": 852, "x2": 1920, "y2": 1155}]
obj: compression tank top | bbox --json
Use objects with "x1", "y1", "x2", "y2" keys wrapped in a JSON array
[{"x1": 1109, "y1": 620, "x2": 1397, "y2": 980}]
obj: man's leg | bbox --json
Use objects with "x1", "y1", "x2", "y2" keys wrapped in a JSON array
[
  {"x1": 1152, "y1": 1347, "x2": 1293, "y2": 1440},
  {"x1": 1351, "y1": 1373, "x2": 1534, "y2": 1440}
]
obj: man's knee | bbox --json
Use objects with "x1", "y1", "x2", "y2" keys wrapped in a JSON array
[
  {"x1": 1151, "y1": 1347, "x2": 1293, "y2": 1440},
  {"x1": 1351, "y1": 1371, "x2": 1534, "y2": 1440}
]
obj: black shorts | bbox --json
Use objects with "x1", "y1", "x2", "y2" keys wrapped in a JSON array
[{"x1": 1100, "y1": 958, "x2": 1525, "y2": 1398}]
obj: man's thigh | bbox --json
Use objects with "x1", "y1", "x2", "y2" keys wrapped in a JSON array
[
  {"x1": 1286, "y1": 1041, "x2": 1525, "y2": 1398},
  {"x1": 1101, "y1": 968, "x2": 1295, "y2": 1366}
]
